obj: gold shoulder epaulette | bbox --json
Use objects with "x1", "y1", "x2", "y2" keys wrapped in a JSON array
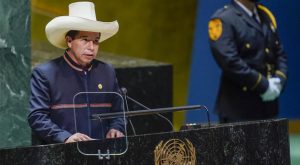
[{"x1": 258, "y1": 5, "x2": 277, "y2": 29}]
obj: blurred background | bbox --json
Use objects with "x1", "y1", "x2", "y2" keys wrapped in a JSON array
[{"x1": 0, "y1": 0, "x2": 299, "y2": 164}]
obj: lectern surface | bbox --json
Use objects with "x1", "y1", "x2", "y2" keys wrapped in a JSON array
[{"x1": 0, "y1": 119, "x2": 290, "y2": 165}]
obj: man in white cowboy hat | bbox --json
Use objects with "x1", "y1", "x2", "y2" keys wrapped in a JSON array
[{"x1": 28, "y1": 1, "x2": 125, "y2": 144}]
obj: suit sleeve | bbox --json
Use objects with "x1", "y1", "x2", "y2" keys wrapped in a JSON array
[
  {"x1": 257, "y1": 5, "x2": 288, "y2": 88},
  {"x1": 209, "y1": 17, "x2": 269, "y2": 94},
  {"x1": 273, "y1": 28, "x2": 288, "y2": 88},
  {"x1": 28, "y1": 68, "x2": 72, "y2": 143}
]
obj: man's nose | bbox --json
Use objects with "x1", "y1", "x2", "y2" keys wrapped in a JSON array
[{"x1": 87, "y1": 41, "x2": 94, "y2": 50}]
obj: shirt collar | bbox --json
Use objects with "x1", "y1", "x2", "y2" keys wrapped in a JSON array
[
  {"x1": 234, "y1": 0, "x2": 260, "y2": 22},
  {"x1": 234, "y1": 0, "x2": 255, "y2": 17},
  {"x1": 63, "y1": 50, "x2": 93, "y2": 72}
]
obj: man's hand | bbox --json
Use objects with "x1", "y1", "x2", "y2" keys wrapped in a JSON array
[
  {"x1": 65, "y1": 133, "x2": 93, "y2": 143},
  {"x1": 260, "y1": 77, "x2": 281, "y2": 102},
  {"x1": 106, "y1": 128, "x2": 124, "y2": 139}
]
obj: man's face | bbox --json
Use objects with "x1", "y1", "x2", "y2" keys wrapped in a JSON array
[{"x1": 67, "y1": 31, "x2": 100, "y2": 67}]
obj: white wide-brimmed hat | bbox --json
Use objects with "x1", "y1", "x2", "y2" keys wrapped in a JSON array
[{"x1": 45, "y1": 1, "x2": 119, "y2": 49}]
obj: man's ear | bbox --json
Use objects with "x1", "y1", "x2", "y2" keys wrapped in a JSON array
[{"x1": 66, "y1": 36, "x2": 72, "y2": 48}]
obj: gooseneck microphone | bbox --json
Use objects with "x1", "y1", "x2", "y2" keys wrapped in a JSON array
[
  {"x1": 91, "y1": 87, "x2": 211, "y2": 130},
  {"x1": 120, "y1": 87, "x2": 137, "y2": 136},
  {"x1": 120, "y1": 87, "x2": 128, "y2": 95},
  {"x1": 120, "y1": 87, "x2": 174, "y2": 131}
]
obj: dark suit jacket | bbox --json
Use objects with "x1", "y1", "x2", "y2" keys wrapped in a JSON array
[{"x1": 28, "y1": 52, "x2": 125, "y2": 143}]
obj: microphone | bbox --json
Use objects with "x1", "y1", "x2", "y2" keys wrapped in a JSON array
[
  {"x1": 120, "y1": 87, "x2": 174, "y2": 131},
  {"x1": 120, "y1": 87, "x2": 127, "y2": 95},
  {"x1": 91, "y1": 87, "x2": 211, "y2": 131},
  {"x1": 120, "y1": 87, "x2": 137, "y2": 136}
]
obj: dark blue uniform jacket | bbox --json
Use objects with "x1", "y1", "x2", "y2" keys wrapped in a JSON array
[
  {"x1": 28, "y1": 52, "x2": 125, "y2": 143},
  {"x1": 209, "y1": 1, "x2": 288, "y2": 119}
]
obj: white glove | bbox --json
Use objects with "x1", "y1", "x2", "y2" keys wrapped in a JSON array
[
  {"x1": 260, "y1": 77, "x2": 281, "y2": 102},
  {"x1": 274, "y1": 77, "x2": 282, "y2": 93}
]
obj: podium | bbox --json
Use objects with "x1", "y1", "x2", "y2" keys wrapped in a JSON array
[{"x1": 0, "y1": 119, "x2": 290, "y2": 164}]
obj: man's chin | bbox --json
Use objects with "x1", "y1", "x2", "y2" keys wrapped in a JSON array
[
  {"x1": 80, "y1": 59, "x2": 93, "y2": 67},
  {"x1": 83, "y1": 57, "x2": 94, "y2": 62}
]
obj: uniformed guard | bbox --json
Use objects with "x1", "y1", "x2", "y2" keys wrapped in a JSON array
[{"x1": 208, "y1": 0, "x2": 288, "y2": 123}]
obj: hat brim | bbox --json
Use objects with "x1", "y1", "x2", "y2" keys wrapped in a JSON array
[{"x1": 45, "y1": 16, "x2": 119, "y2": 49}]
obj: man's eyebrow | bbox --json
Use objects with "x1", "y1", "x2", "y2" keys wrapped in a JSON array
[
  {"x1": 79, "y1": 36, "x2": 100, "y2": 39},
  {"x1": 79, "y1": 36, "x2": 88, "y2": 38}
]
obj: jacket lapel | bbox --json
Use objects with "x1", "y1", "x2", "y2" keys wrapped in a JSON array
[
  {"x1": 231, "y1": 2, "x2": 263, "y2": 34},
  {"x1": 258, "y1": 9, "x2": 271, "y2": 37}
]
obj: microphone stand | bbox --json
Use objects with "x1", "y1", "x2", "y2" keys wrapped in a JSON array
[
  {"x1": 92, "y1": 105, "x2": 211, "y2": 127},
  {"x1": 125, "y1": 95, "x2": 174, "y2": 131},
  {"x1": 122, "y1": 90, "x2": 137, "y2": 135}
]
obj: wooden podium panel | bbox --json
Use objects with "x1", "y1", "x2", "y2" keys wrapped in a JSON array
[{"x1": 0, "y1": 119, "x2": 290, "y2": 165}]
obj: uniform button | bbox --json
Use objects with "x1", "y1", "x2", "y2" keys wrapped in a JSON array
[
  {"x1": 242, "y1": 86, "x2": 247, "y2": 91},
  {"x1": 265, "y1": 48, "x2": 270, "y2": 54},
  {"x1": 224, "y1": 5, "x2": 228, "y2": 9},
  {"x1": 98, "y1": 83, "x2": 103, "y2": 90},
  {"x1": 275, "y1": 41, "x2": 279, "y2": 45},
  {"x1": 246, "y1": 43, "x2": 251, "y2": 49}
]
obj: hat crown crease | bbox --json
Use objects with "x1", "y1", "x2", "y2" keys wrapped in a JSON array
[
  {"x1": 45, "y1": 1, "x2": 118, "y2": 49},
  {"x1": 69, "y1": 2, "x2": 96, "y2": 21}
]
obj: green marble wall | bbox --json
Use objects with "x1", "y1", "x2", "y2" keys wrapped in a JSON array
[{"x1": 0, "y1": 0, "x2": 31, "y2": 148}]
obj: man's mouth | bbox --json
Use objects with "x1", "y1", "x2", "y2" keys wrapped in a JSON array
[{"x1": 84, "y1": 54, "x2": 94, "y2": 57}]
